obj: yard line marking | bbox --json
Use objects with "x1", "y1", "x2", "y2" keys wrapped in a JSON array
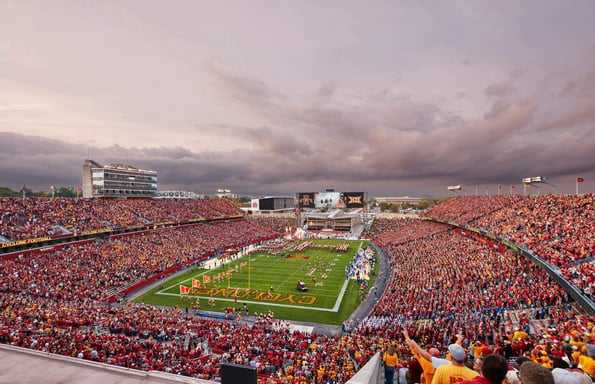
[
  {"x1": 157, "y1": 253, "x2": 271, "y2": 294},
  {"x1": 331, "y1": 278, "x2": 350, "y2": 312}
]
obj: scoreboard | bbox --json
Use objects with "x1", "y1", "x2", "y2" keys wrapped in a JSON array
[{"x1": 297, "y1": 191, "x2": 366, "y2": 209}]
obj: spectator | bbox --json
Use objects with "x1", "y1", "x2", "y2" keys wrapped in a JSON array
[
  {"x1": 461, "y1": 354, "x2": 508, "y2": 384},
  {"x1": 431, "y1": 344, "x2": 478, "y2": 384},
  {"x1": 578, "y1": 344, "x2": 595, "y2": 378},
  {"x1": 383, "y1": 345, "x2": 399, "y2": 384},
  {"x1": 403, "y1": 329, "x2": 440, "y2": 384},
  {"x1": 519, "y1": 362, "x2": 555, "y2": 384}
]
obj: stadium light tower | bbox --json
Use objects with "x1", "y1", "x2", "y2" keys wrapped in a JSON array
[
  {"x1": 522, "y1": 176, "x2": 547, "y2": 195},
  {"x1": 447, "y1": 185, "x2": 462, "y2": 195},
  {"x1": 576, "y1": 177, "x2": 584, "y2": 195}
]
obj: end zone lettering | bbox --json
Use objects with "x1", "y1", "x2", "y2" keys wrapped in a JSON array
[{"x1": 188, "y1": 286, "x2": 317, "y2": 305}]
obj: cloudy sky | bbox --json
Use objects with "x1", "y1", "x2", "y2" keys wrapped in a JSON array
[{"x1": 1, "y1": 0, "x2": 594, "y2": 196}]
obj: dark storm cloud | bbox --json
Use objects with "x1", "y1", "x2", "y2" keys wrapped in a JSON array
[
  {"x1": 485, "y1": 82, "x2": 516, "y2": 98},
  {"x1": 2, "y1": 1, "x2": 595, "y2": 196},
  {"x1": 0, "y1": 132, "x2": 248, "y2": 190},
  {"x1": 200, "y1": 65, "x2": 595, "y2": 188},
  {"x1": 3, "y1": 61, "x2": 594, "y2": 195},
  {"x1": 561, "y1": 69, "x2": 595, "y2": 98},
  {"x1": 316, "y1": 82, "x2": 337, "y2": 102},
  {"x1": 211, "y1": 125, "x2": 313, "y2": 156},
  {"x1": 206, "y1": 64, "x2": 285, "y2": 111}
]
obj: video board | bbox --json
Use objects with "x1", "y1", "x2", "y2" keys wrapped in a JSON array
[
  {"x1": 340, "y1": 192, "x2": 365, "y2": 208},
  {"x1": 297, "y1": 192, "x2": 316, "y2": 208},
  {"x1": 297, "y1": 191, "x2": 365, "y2": 209}
]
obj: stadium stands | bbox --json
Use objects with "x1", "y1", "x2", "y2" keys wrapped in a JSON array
[
  {"x1": 247, "y1": 216, "x2": 295, "y2": 234},
  {"x1": 0, "y1": 198, "x2": 243, "y2": 241},
  {"x1": 0, "y1": 220, "x2": 277, "y2": 302},
  {"x1": 367, "y1": 218, "x2": 447, "y2": 247},
  {"x1": 359, "y1": 224, "x2": 568, "y2": 342},
  {"x1": 425, "y1": 194, "x2": 594, "y2": 299},
  {"x1": 0, "y1": 195, "x2": 594, "y2": 383}
]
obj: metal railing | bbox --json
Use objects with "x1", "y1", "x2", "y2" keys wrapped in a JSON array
[{"x1": 346, "y1": 352, "x2": 382, "y2": 384}]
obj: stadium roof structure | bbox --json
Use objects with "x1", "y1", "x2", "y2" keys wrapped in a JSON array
[
  {"x1": 304, "y1": 209, "x2": 361, "y2": 220},
  {"x1": 0, "y1": 344, "x2": 214, "y2": 384}
]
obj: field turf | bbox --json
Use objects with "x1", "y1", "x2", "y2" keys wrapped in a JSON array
[{"x1": 134, "y1": 239, "x2": 376, "y2": 325}]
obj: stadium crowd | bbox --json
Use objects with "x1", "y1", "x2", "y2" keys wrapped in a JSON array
[
  {"x1": 0, "y1": 195, "x2": 594, "y2": 383},
  {"x1": 360, "y1": 225, "x2": 568, "y2": 340},
  {"x1": 424, "y1": 194, "x2": 594, "y2": 300},
  {"x1": 360, "y1": 218, "x2": 594, "y2": 384},
  {"x1": 563, "y1": 263, "x2": 594, "y2": 300},
  {"x1": 0, "y1": 293, "x2": 381, "y2": 383},
  {"x1": 369, "y1": 218, "x2": 447, "y2": 247},
  {"x1": 0, "y1": 220, "x2": 277, "y2": 302},
  {"x1": 0, "y1": 197, "x2": 242, "y2": 241},
  {"x1": 422, "y1": 196, "x2": 512, "y2": 225},
  {"x1": 248, "y1": 216, "x2": 296, "y2": 235}
]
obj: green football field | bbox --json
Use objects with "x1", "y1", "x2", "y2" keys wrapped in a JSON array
[{"x1": 134, "y1": 239, "x2": 376, "y2": 325}]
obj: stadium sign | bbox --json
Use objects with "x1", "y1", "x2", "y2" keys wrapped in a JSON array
[
  {"x1": 341, "y1": 192, "x2": 365, "y2": 208},
  {"x1": 0, "y1": 236, "x2": 52, "y2": 249},
  {"x1": 81, "y1": 227, "x2": 112, "y2": 236}
]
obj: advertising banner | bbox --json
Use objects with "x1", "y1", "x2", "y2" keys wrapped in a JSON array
[{"x1": 0, "y1": 236, "x2": 51, "y2": 249}]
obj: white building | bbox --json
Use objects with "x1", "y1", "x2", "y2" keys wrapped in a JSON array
[{"x1": 82, "y1": 160, "x2": 158, "y2": 198}]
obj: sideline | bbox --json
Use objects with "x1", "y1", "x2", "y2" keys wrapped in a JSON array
[{"x1": 343, "y1": 242, "x2": 390, "y2": 330}]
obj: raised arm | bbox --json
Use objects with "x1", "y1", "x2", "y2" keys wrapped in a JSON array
[
  {"x1": 403, "y1": 329, "x2": 433, "y2": 362},
  {"x1": 455, "y1": 333, "x2": 464, "y2": 346}
]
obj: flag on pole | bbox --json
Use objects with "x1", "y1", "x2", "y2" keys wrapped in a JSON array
[
  {"x1": 192, "y1": 279, "x2": 201, "y2": 288},
  {"x1": 203, "y1": 274, "x2": 211, "y2": 284},
  {"x1": 576, "y1": 177, "x2": 584, "y2": 195},
  {"x1": 179, "y1": 285, "x2": 190, "y2": 295}
]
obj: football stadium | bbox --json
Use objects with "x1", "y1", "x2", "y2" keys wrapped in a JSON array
[
  {"x1": 1, "y1": 187, "x2": 593, "y2": 384},
  {"x1": 2, "y1": 2, "x2": 595, "y2": 384}
]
